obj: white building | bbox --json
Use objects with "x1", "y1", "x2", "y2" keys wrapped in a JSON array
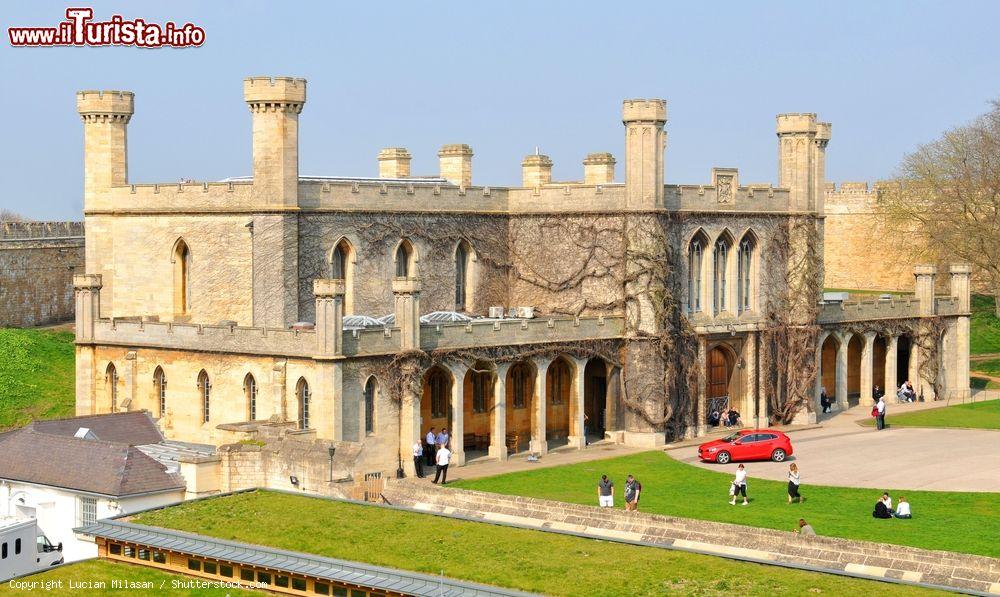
[{"x1": 0, "y1": 412, "x2": 188, "y2": 563}]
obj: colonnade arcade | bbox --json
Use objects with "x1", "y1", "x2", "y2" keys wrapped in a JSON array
[
  {"x1": 410, "y1": 355, "x2": 620, "y2": 469},
  {"x1": 816, "y1": 329, "x2": 922, "y2": 411}
]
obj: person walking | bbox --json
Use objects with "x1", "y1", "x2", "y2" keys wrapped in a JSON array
[
  {"x1": 597, "y1": 474, "x2": 614, "y2": 508},
  {"x1": 624, "y1": 475, "x2": 641, "y2": 511},
  {"x1": 875, "y1": 395, "x2": 887, "y2": 430},
  {"x1": 424, "y1": 428, "x2": 437, "y2": 467},
  {"x1": 411, "y1": 440, "x2": 424, "y2": 478},
  {"x1": 729, "y1": 464, "x2": 748, "y2": 506},
  {"x1": 787, "y1": 463, "x2": 802, "y2": 503},
  {"x1": 432, "y1": 443, "x2": 451, "y2": 484}
]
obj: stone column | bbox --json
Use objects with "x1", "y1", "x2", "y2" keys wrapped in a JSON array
[
  {"x1": 814, "y1": 332, "x2": 828, "y2": 413},
  {"x1": 74, "y1": 274, "x2": 102, "y2": 416},
  {"x1": 744, "y1": 333, "x2": 759, "y2": 427},
  {"x1": 695, "y1": 337, "x2": 708, "y2": 437},
  {"x1": 446, "y1": 362, "x2": 469, "y2": 466},
  {"x1": 489, "y1": 363, "x2": 511, "y2": 461},
  {"x1": 392, "y1": 278, "x2": 421, "y2": 350},
  {"x1": 835, "y1": 333, "x2": 849, "y2": 410},
  {"x1": 908, "y1": 341, "x2": 922, "y2": 398},
  {"x1": 950, "y1": 264, "x2": 972, "y2": 400},
  {"x1": 314, "y1": 279, "x2": 345, "y2": 357},
  {"x1": 399, "y1": 384, "x2": 421, "y2": 477},
  {"x1": 914, "y1": 265, "x2": 937, "y2": 317},
  {"x1": 860, "y1": 332, "x2": 876, "y2": 403},
  {"x1": 884, "y1": 335, "x2": 898, "y2": 398},
  {"x1": 123, "y1": 351, "x2": 137, "y2": 412},
  {"x1": 567, "y1": 358, "x2": 587, "y2": 449},
  {"x1": 530, "y1": 358, "x2": 549, "y2": 455}
]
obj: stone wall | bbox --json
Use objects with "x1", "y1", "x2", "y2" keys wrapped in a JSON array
[{"x1": 0, "y1": 221, "x2": 84, "y2": 327}]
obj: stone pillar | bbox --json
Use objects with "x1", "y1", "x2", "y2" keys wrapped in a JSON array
[
  {"x1": 438, "y1": 144, "x2": 473, "y2": 187},
  {"x1": 392, "y1": 278, "x2": 421, "y2": 350},
  {"x1": 243, "y1": 77, "x2": 306, "y2": 206},
  {"x1": 744, "y1": 333, "x2": 759, "y2": 426},
  {"x1": 489, "y1": 363, "x2": 511, "y2": 460},
  {"x1": 914, "y1": 265, "x2": 937, "y2": 317},
  {"x1": 622, "y1": 99, "x2": 666, "y2": 210},
  {"x1": 313, "y1": 361, "x2": 343, "y2": 441},
  {"x1": 884, "y1": 335, "x2": 898, "y2": 397},
  {"x1": 74, "y1": 274, "x2": 102, "y2": 417},
  {"x1": 446, "y1": 362, "x2": 469, "y2": 466},
  {"x1": 272, "y1": 360, "x2": 288, "y2": 421},
  {"x1": 694, "y1": 337, "x2": 708, "y2": 437},
  {"x1": 814, "y1": 332, "x2": 827, "y2": 413},
  {"x1": 314, "y1": 279, "x2": 345, "y2": 357},
  {"x1": 605, "y1": 365, "x2": 622, "y2": 434},
  {"x1": 123, "y1": 351, "x2": 137, "y2": 412},
  {"x1": 950, "y1": 265, "x2": 972, "y2": 400},
  {"x1": 77, "y1": 91, "x2": 133, "y2": 211},
  {"x1": 399, "y1": 384, "x2": 421, "y2": 477},
  {"x1": 567, "y1": 358, "x2": 587, "y2": 449},
  {"x1": 908, "y1": 341, "x2": 922, "y2": 398},
  {"x1": 835, "y1": 334, "x2": 849, "y2": 410},
  {"x1": 521, "y1": 153, "x2": 553, "y2": 187},
  {"x1": 530, "y1": 358, "x2": 549, "y2": 455},
  {"x1": 378, "y1": 147, "x2": 411, "y2": 178},
  {"x1": 583, "y1": 152, "x2": 616, "y2": 185},
  {"x1": 860, "y1": 332, "x2": 876, "y2": 403}
]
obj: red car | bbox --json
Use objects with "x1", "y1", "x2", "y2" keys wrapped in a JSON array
[{"x1": 697, "y1": 429, "x2": 793, "y2": 464}]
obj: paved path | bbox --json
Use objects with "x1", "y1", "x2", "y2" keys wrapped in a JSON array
[{"x1": 671, "y1": 399, "x2": 1000, "y2": 492}]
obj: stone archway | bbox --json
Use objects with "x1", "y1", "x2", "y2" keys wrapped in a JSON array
[
  {"x1": 820, "y1": 334, "x2": 839, "y2": 403},
  {"x1": 421, "y1": 365, "x2": 453, "y2": 442},
  {"x1": 847, "y1": 334, "x2": 863, "y2": 405},
  {"x1": 545, "y1": 357, "x2": 573, "y2": 449},
  {"x1": 505, "y1": 361, "x2": 534, "y2": 454},
  {"x1": 583, "y1": 358, "x2": 608, "y2": 442},
  {"x1": 706, "y1": 345, "x2": 737, "y2": 425},
  {"x1": 462, "y1": 361, "x2": 494, "y2": 459}
]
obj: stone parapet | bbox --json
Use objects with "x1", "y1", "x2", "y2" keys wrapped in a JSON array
[
  {"x1": 816, "y1": 296, "x2": 924, "y2": 324},
  {"x1": 0, "y1": 221, "x2": 84, "y2": 240},
  {"x1": 384, "y1": 482, "x2": 1000, "y2": 595}
]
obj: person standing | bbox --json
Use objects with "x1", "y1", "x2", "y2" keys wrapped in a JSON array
[
  {"x1": 820, "y1": 387, "x2": 831, "y2": 414},
  {"x1": 433, "y1": 443, "x2": 451, "y2": 484},
  {"x1": 873, "y1": 385, "x2": 885, "y2": 402},
  {"x1": 436, "y1": 427, "x2": 450, "y2": 450},
  {"x1": 424, "y1": 428, "x2": 437, "y2": 467},
  {"x1": 623, "y1": 475, "x2": 641, "y2": 511},
  {"x1": 787, "y1": 463, "x2": 802, "y2": 504},
  {"x1": 411, "y1": 440, "x2": 424, "y2": 478},
  {"x1": 597, "y1": 475, "x2": 614, "y2": 508},
  {"x1": 875, "y1": 395, "x2": 887, "y2": 430},
  {"x1": 729, "y1": 464, "x2": 748, "y2": 506}
]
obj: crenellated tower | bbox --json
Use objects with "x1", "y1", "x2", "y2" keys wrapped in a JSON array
[{"x1": 622, "y1": 99, "x2": 667, "y2": 210}]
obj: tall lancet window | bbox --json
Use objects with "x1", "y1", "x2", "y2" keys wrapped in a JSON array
[
  {"x1": 688, "y1": 237, "x2": 703, "y2": 313},
  {"x1": 713, "y1": 238, "x2": 729, "y2": 314}
]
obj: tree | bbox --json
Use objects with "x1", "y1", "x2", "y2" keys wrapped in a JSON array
[
  {"x1": 0, "y1": 209, "x2": 27, "y2": 221},
  {"x1": 878, "y1": 100, "x2": 1000, "y2": 316}
]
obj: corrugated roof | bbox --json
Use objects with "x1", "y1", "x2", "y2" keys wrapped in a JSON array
[
  {"x1": 79, "y1": 520, "x2": 535, "y2": 597},
  {"x1": 0, "y1": 429, "x2": 184, "y2": 497},
  {"x1": 342, "y1": 315, "x2": 385, "y2": 330},
  {"x1": 378, "y1": 311, "x2": 473, "y2": 326}
]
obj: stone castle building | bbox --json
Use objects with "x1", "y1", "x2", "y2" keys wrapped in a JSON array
[
  {"x1": 72, "y1": 77, "x2": 971, "y2": 479},
  {"x1": 0, "y1": 221, "x2": 84, "y2": 327}
]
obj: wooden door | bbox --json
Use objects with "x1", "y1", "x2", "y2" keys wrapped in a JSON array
[{"x1": 707, "y1": 348, "x2": 730, "y2": 400}]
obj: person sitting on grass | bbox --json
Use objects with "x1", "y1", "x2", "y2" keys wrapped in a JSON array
[
  {"x1": 794, "y1": 518, "x2": 816, "y2": 536},
  {"x1": 894, "y1": 496, "x2": 912, "y2": 519},
  {"x1": 873, "y1": 496, "x2": 892, "y2": 519}
]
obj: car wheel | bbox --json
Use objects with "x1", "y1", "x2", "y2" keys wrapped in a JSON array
[
  {"x1": 771, "y1": 449, "x2": 787, "y2": 462},
  {"x1": 716, "y1": 451, "x2": 731, "y2": 464}
]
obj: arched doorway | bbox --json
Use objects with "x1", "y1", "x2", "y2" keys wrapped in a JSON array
[
  {"x1": 545, "y1": 357, "x2": 573, "y2": 449},
  {"x1": 584, "y1": 358, "x2": 608, "y2": 442},
  {"x1": 897, "y1": 335, "x2": 913, "y2": 389},
  {"x1": 421, "y1": 366, "x2": 452, "y2": 444},
  {"x1": 462, "y1": 361, "x2": 493, "y2": 458},
  {"x1": 505, "y1": 362, "x2": 533, "y2": 454},
  {"x1": 820, "y1": 335, "x2": 838, "y2": 403},
  {"x1": 873, "y1": 335, "x2": 887, "y2": 394},
  {"x1": 847, "y1": 335, "x2": 862, "y2": 404},
  {"x1": 706, "y1": 346, "x2": 735, "y2": 424}
]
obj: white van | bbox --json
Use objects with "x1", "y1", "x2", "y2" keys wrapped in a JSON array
[{"x1": 0, "y1": 518, "x2": 63, "y2": 581}]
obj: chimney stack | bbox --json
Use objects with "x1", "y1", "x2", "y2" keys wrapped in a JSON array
[
  {"x1": 378, "y1": 147, "x2": 412, "y2": 178},
  {"x1": 438, "y1": 144, "x2": 473, "y2": 187}
]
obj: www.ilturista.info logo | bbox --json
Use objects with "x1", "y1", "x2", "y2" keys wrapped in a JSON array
[{"x1": 8, "y1": 8, "x2": 205, "y2": 48}]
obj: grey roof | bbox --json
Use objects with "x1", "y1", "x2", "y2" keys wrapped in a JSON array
[
  {"x1": 0, "y1": 428, "x2": 184, "y2": 497},
  {"x1": 29, "y1": 411, "x2": 164, "y2": 445},
  {"x1": 78, "y1": 519, "x2": 535, "y2": 597},
  {"x1": 378, "y1": 311, "x2": 473, "y2": 326},
  {"x1": 137, "y1": 441, "x2": 217, "y2": 470},
  {"x1": 342, "y1": 315, "x2": 385, "y2": 330}
]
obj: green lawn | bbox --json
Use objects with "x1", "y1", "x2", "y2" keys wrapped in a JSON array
[
  {"x1": 972, "y1": 358, "x2": 1000, "y2": 377},
  {"x1": 971, "y1": 295, "x2": 1000, "y2": 355},
  {"x1": 860, "y1": 399, "x2": 1000, "y2": 430},
  {"x1": 454, "y1": 451, "x2": 1000, "y2": 559},
  {"x1": 0, "y1": 328, "x2": 76, "y2": 431},
  {"x1": 131, "y1": 490, "x2": 937, "y2": 596},
  {"x1": 0, "y1": 559, "x2": 257, "y2": 596}
]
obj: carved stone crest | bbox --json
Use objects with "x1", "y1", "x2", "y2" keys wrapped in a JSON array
[{"x1": 717, "y1": 175, "x2": 733, "y2": 204}]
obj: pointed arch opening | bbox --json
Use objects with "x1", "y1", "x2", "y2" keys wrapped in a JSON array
[
  {"x1": 363, "y1": 376, "x2": 378, "y2": 436},
  {"x1": 171, "y1": 239, "x2": 191, "y2": 318},
  {"x1": 736, "y1": 230, "x2": 757, "y2": 314},
  {"x1": 455, "y1": 239, "x2": 476, "y2": 313},
  {"x1": 545, "y1": 356, "x2": 574, "y2": 447},
  {"x1": 687, "y1": 230, "x2": 709, "y2": 313},
  {"x1": 505, "y1": 361, "x2": 535, "y2": 453},
  {"x1": 296, "y1": 377, "x2": 311, "y2": 429},
  {"x1": 153, "y1": 366, "x2": 166, "y2": 418},
  {"x1": 244, "y1": 373, "x2": 258, "y2": 421},
  {"x1": 713, "y1": 230, "x2": 734, "y2": 315},
  {"x1": 197, "y1": 370, "x2": 211, "y2": 423},
  {"x1": 329, "y1": 237, "x2": 355, "y2": 315},
  {"x1": 105, "y1": 363, "x2": 118, "y2": 413},
  {"x1": 393, "y1": 238, "x2": 417, "y2": 278}
]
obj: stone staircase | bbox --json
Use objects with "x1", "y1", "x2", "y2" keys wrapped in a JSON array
[{"x1": 383, "y1": 481, "x2": 1000, "y2": 595}]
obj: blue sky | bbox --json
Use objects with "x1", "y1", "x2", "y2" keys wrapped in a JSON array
[{"x1": 1, "y1": 1, "x2": 998, "y2": 220}]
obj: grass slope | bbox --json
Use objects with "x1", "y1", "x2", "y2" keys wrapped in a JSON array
[
  {"x1": 133, "y1": 491, "x2": 937, "y2": 596},
  {"x1": 455, "y1": 451, "x2": 1000, "y2": 559},
  {"x1": 972, "y1": 358, "x2": 1000, "y2": 377},
  {"x1": 0, "y1": 559, "x2": 257, "y2": 596},
  {"x1": 971, "y1": 295, "x2": 1000, "y2": 355},
  {"x1": 0, "y1": 328, "x2": 76, "y2": 431},
  {"x1": 860, "y1": 399, "x2": 1000, "y2": 430}
]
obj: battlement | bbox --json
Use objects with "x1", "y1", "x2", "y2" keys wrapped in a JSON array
[
  {"x1": 775, "y1": 112, "x2": 818, "y2": 134},
  {"x1": 622, "y1": 99, "x2": 666, "y2": 123},
  {"x1": 76, "y1": 90, "x2": 134, "y2": 119},
  {"x1": 0, "y1": 221, "x2": 84, "y2": 240},
  {"x1": 242, "y1": 76, "x2": 307, "y2": 105}
]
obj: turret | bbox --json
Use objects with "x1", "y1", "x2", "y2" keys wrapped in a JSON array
[
  {"x1": 438, "y1": 144, "x2": 473, "y2": 187},
  {"x1": 378, "y1": 147, "x2": 412, "y2": 178},
  {"x1": 77, "y1": 90, "x2": 134, "y2": 211},
  {"x1": 914, "y1": 265, "x2": 937, "y2": 317},
  {"x1": 775, "y1": 113, "x2": 831, "y2": 212},
  {"x1": 244, "y1": 76, "x2": 306, "y2": 206},
  {"x1": 521, "y1": 152, "x2": 553, "y2": 187},
  {"x1": 622, "y1": 99, "x2": 666, "y2": 209}
]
